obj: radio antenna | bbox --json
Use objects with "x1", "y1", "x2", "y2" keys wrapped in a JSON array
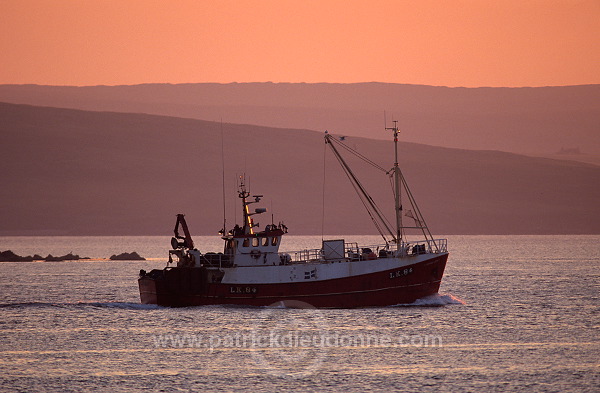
[{"x1": 220, "y1": 119, "x2": 226, "y2": 234}]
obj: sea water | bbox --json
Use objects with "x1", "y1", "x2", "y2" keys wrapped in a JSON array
[{"x1": 0, "y1": 235, "x2": 598, "y2": 392}]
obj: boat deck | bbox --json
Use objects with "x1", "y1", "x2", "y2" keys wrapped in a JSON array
[{"x1": 194, "y1": 239, "x2": 448, "y2": 268}]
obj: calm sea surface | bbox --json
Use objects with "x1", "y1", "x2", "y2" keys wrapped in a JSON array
[{"x1": 0, "y1": 235, "x2": 598, "y2": 392}]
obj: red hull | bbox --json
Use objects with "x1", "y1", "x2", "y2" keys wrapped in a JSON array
[{"x1": 139, "y1": 254, "x2": 448, "y2": 308}]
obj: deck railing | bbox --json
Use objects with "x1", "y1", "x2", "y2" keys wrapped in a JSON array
[
  {"x1": 279, "y1": 238, "x2": 448, "y2": 265},
  {"x1": 198, "y1": 252, "x2": 232, "y2": 268}
]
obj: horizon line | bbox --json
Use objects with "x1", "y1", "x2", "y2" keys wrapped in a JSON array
[{"x1": 1, "y1": 81, "x2": 599, "y2": 89}]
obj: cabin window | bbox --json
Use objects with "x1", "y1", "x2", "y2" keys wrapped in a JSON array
[
  {"x1": 252, "y1": 237, "x2": 259, "y2": 247},
  {"x1": 271, "y1": 237, "x2": 279, "y2": 246},
  {"x1": 262, "y1": 237, "x2": 269, "y2": 246},
  {"x1": 242, "y1": 238, "x2": 249, "y2": 247}
]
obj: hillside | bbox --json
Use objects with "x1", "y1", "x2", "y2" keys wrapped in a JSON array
[
  {"x1": 0, "y1": 83, "x2": 598, "y2": 164},
  {"x1": 0, "y1": 102, "x2": 598, "y2": 235}
]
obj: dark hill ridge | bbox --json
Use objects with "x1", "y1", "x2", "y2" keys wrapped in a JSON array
[
  {"x1": 0, "y1": 101, "x2": 598, "y2": 235},
  {"x1": 0, "y1": 83, "x2": 598, "y2": 164}
]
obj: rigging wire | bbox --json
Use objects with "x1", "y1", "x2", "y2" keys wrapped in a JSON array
[
  {"x1": 321, "y1": 137, "x2": 327, "y2": 241},
  {"x1": 328, "y1": 137, "x2": 388, "y2": 173},
  {"x1": 326, "y1": 132, "x2": 438, "y2": 246},
  {"x1": 329, "y1": 147, "x2": 389, "y2": 243},
  {"x1": 399, "y1": 170, "x2": 438, "y2": 251},
  {"x1": 325, "y1": 135, "x2": 395, "y2": 243},
  {"x1": 330, "y1": 135, "x2": 397, "y2": 236}
]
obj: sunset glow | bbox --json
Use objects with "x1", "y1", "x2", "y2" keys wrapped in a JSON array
[{"x1": 1, "y1": 0, "x2": 598, "y2": 87}]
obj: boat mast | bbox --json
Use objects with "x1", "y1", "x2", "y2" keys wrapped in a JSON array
[
  {"x1": 386, "y1": 121, "x2": 402, "y2": 246},
  {"x1": 238, "y1": 175, "x2": 265, "y2": 235},
  {"x1": 238, "y1": 176, "x2": 253, "y2": 234}
]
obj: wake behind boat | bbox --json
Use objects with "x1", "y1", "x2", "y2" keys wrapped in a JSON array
[{"x1": 138, "y1": 123, "x2": 448, "y2": 308}]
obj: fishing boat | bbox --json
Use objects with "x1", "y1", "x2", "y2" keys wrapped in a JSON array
[{"x1": 138, "y1": 122, "x2": 448, "y2": 308}]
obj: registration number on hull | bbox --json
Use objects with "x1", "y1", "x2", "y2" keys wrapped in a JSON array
[
  {"x1": 389, "y1": 267, "x2": 413, "y2": 279},
  {"x1": 229, "y1": 286, "x2": 258, "y2": 294}
]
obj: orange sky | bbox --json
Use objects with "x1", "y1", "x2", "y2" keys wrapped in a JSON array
[{"x1": 1, "y1": 0, "x2": 599, "y2": 87}]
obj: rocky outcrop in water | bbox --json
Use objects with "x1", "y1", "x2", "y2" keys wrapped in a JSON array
[
  {"x1": 44, "y1": 253, "x2": 88, "y2": 262},
  {"x1": 109, "y1": 252, "x2": 145, "y2": 261},
  {"x1": 0, "y1": 250, "x2": 38, "y2": 262},
  {"x1": 0, "y1": 250, "x2": 89, "y2": 262}
]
